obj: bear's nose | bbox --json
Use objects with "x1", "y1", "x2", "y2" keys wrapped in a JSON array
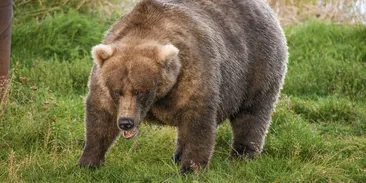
[{"x1": 118, "y1": 117, "x2": 134, "y2": 130}]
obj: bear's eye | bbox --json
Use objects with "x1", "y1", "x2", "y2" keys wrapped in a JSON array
[
  {"x1": 135, "y1": 91, "x2": 142, "y2": 96},
  {"x1": 114, "y1": 90, "x2": 123, "y2": 96}
]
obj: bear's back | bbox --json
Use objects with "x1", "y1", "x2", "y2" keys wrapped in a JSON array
[{"x1": 106, "y1": 0, "x2": 287, "y2": 67}]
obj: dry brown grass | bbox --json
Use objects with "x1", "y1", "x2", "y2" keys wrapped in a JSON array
[
  {"x1": 13, "y1": 0, "x2": 138, "y2": 23},
  {"x1": 13, "y1": 0, "x2": 365, "y2": 25},
  {"x1": 265, "y1": 0, "x2": 366, "y2": 25}
]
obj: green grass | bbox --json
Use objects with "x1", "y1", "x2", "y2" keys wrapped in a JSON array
[{"x1": 1, "y1": 2, "x2": 366, "y2": 182}]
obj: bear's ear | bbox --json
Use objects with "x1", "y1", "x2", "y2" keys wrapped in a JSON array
[
  {"x1": 91, "y1": 44, "x2": 114, "y2": 67},
  {"x1": 157, "y1": 44, "x2": 179, "y2": 64}
]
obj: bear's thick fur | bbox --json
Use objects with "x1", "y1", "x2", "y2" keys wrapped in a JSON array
[{"x1": 78, "y1": 0, "x2": 288, "y2": 173}]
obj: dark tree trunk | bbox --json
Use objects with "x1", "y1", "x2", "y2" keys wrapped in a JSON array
[{"x1": 0, "y1": 0, "x2": 12, "y2": 102}]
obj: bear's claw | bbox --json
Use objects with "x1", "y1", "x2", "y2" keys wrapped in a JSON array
[
  {"x1": 230, "y1": 144, "x2": 259, "y2": 159},
  {"x1": 171, "y1": 151, "x2": 182, "y2": 164}
]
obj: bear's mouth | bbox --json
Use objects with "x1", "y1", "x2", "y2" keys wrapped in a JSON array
[{"x1": 121, "y1": 127, "x2": 139, "y2": 139}]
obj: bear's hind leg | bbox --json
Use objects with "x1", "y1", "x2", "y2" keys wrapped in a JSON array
[
  {"x1": 78, "y1": 106, "x2": 120, "y2": 167},
  {"x1": 229, "y1": 106, "x2": 272, "y2": 159}
]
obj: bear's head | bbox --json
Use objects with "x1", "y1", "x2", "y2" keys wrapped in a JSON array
[{"x1": 91, "y1": 41, "x2": 181, "y2": 139}]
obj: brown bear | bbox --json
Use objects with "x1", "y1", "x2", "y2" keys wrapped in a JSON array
[{"x1": 78, "y1": 0, "x2": 288, "y2": 173}]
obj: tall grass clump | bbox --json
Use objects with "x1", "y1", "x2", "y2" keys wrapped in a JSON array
[
  {"x1": 284, "y1": 21, "x2": 366, "y2": 101},
  {"x1": 12, "y1": 11, "x2": 105, "y2": 62}
]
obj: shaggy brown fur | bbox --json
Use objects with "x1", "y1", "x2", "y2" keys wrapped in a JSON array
[{"x1": 78, "y1": 0, "x2": 288, "y2": 174}]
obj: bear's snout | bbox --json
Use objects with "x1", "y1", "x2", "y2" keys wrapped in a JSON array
[{"x1": 118, "y1": 117, "x2": 134, "y2": 130}]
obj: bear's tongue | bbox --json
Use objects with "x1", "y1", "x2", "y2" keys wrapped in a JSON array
[{"x1": 122, "y1": 127, "x2": 138, "y2": 139}]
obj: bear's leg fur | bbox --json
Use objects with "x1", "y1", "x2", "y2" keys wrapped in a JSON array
[
  {"x1": 229, "y1": 106, "x2": 273, "y2": 159},
  {"x1": 78, "y1": 103, "x2": 120, "y2": 167},
  {"x1": 177, "y1": 110, "x2": 217, "y2": 174}
]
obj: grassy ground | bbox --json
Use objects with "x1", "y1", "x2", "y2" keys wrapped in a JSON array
[{"x1": 1, "y1": 1, "x2": 366, "y2": 182}]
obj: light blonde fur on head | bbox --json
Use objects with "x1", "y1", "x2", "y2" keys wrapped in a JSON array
[
  {"x1": 92, "y1": 44, "x2": 114, "y2": 67},
  {"x1": 158, "y1": 44, "x2": 179, "y2": 61}
]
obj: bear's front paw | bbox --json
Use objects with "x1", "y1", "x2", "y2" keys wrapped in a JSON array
[
  {"x1": 180, "y1": 159, "x2": 208, "y2": 175},
  {"x1": 171, "y1": 151, "x2": 182, "y2": 164},
  {"x1": 230, "y1": 143, "x2": 260, "y2": 159},
  {"x1": 77, "y1": 157, "x2": 105, "y2": 168}
]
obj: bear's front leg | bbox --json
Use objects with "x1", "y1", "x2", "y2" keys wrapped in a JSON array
[
  {"x1": 177, "y1": 110, "x2": 217, "y2": 174},
  {"x1": 77, "y1": 99, "x2": 120, "y2": 167}
]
